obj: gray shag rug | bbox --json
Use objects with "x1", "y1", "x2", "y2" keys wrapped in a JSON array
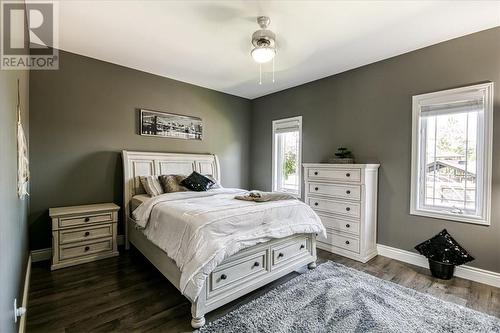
[{"x1": 199, "y1": 261, "x2": 500, "y2": 333}]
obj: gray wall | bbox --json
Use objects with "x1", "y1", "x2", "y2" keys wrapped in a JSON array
[
  {"x1": 29, "y1": 50, "x2": 251, "y2": 249},
  {"x1": 250, "y1": 27, "x2": 500, "y2": 273},
  {"x1": 0, "y1": 63, "x2": 30, "y2": 332}
]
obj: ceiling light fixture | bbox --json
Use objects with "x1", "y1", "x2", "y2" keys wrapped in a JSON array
[{"x1": 251, "y1": 16, "x2": 276, "y2": 84}]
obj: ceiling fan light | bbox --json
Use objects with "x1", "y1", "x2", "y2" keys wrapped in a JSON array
[{"x1": 251, "y1": 47, "x2": 275, "y2": 63}]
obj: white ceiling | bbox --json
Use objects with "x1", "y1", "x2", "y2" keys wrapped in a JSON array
[{"x1": 56, "y1": 1, "x2": 500, "y2": 99}]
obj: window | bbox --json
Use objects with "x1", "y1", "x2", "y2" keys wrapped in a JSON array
[
  {"x1": 410, "y1": 83, "x2": 493, "y2": 225},
  {"x1": 272, "y1": 116, "x2": 302, "y2": 196}
]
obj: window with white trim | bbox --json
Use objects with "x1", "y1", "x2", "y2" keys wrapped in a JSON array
[
  {"x1": 410, "y1": 83, "x2": 493, "y2": 225},
  {"x1": 272, "y1": 116, "x2": 302, "y2": 196}
]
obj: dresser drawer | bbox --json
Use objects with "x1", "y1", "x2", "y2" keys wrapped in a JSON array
[
  {"x1": 59, "y1": 224, "x2": 113, "y2": 245},
  {"x1": 318, "y1": 231, "x2": 360, "y2": 253},
  {"x1": 59, "y1": 212, "x2": 113, "y2": 229},
  {"x1": 209, "y1": 250, "x2": 268, "y2": 293},
  {"x1": 59, "y1": 238, "x2": 113, "y2": 261},
  {"x1": 271, "y1": 237, "x2": 309, "y2": 267},
  {"x1": 309, "y1": 183, "x2": 361, "y2": 201},
  {"x1": 307, "y1": 168, "x2": 361, "y2": 182},
  {"x1": 308, "y1": 197, "x2": 360, "y2": 219},
  {"x1": 318, "y1": 213, "x2": 359, "y2": 235}
]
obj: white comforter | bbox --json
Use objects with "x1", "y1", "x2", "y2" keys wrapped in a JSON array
[{"x1": 132, "y1": 188, "x2": 325, "y2": 301}]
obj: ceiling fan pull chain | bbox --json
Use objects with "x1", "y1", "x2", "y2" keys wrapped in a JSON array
[
  {"x1": 259, "y1": 63, "x2": 262, "y2": 85},
  {"x1": 272, "y1": 57, "x2": 275, "y2": 83}
]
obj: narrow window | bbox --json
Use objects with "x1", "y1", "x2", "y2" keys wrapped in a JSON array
[
  {"x1": 272, "y1": 116, "x2": 302, "y2": 196},
  {"x1": 410, "y1": 83, "x2": 493, "y2": 225}
]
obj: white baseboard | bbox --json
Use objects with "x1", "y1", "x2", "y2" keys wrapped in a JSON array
[
  {"x1": 31, "y1": 235, "x2": 126, "y2": 263},
  {"x1": 377, "y1": 244, "x2": 500, "y2": 288},
  {"x1": 18, "y1": 255, "x2": 31, "y2": 333}
]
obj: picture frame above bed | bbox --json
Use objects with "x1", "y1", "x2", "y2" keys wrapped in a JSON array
[{"x1": 140, "y1": 109, "x2": 202, "y2": 140}]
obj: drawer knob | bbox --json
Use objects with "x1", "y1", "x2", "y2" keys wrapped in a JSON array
[
  {"x1": 84, "y1": 217, "x2": 90, "y2": 222},
  {"x1": 314, "y1": 171, "x2": 318, "y2": 175},
  {"x1": 346, "y1": 190, "x2": 351, "y2": 194},
  {"x1": 220, "y1": 274, "x2": 227, "y2": 280},
  {"x1": 346, "y1": 207, "x2": 351, "y2": 211},
  {"x1": 278, "y1": 252, "x2": 284, "y2": 258},
  {"x1": 346, "y1": 173, "x2": 351, "y2": 177},
  {"x1": 314, "y1": 202, "x2": 318, "y2": 206},
  {"x1": 84, "y1": 246, "x2": 90, "y2": 252},
  {"x1": 346, "y1": 224, "x2": 350, "y2": 228},
  {"x1": 84, "y1": 231, "x2": 90, "y2": 237},
  {"x1": 314, "y1": 187, "x2": 319, "y2": 191},
  {"x1": 300, "y1": 244, "x2": 305, "y2": 249},
  {"x1": 253, "y1": 262, "x2": 260, "y2": 267},
  {"x1": 345, "y1": 240, "x2": 350, "y2": 245}
]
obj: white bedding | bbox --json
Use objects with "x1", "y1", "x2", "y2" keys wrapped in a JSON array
[{"x1": 132, "y1": 188, "x2": 325, "y2": 301}]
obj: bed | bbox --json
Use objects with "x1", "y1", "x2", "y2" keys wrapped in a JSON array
[{"x1": 122, "y1": 150, "x2": 323, "y2": 328}]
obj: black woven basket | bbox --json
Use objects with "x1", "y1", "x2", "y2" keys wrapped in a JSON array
[{"x1": 429, "y1": 259, "x2": 455, "y2": 280}]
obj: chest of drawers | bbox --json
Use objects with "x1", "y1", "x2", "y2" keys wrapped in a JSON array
[
  {"x1": 303, "y1": 163, "x2": 379, "y2": 263},
  {"x1": 50, "y1": 203, "x2": 120, "y2": 270}
]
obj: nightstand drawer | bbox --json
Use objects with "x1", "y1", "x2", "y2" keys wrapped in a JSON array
[
  {"x1": 59, "y1": 224, "x2": 113, "y2": 244},
  {"x1": 59, "y1": 212, "x2": 113, "y2": 229},
  {"x1": 59, "y1": 238, "x2": 113, "y2": 261}
]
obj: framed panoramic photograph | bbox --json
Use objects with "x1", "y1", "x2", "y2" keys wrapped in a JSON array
[{"x1": 140, "y1": 109, "x2": 202, "y2": 140}]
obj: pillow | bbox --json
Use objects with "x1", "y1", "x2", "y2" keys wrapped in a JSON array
[
  {"x1": 205, "y1": 174, "x2": 222, "y2": 189},
  {"x1": 139, "y1": 176, "x2": 164, "y2": 197},
  {"x1": 180, "y1": 171, "x2": 215, "y2": 192},
  {"x1": 159, "y1": 174, "x2": 189, "y2": 193}
]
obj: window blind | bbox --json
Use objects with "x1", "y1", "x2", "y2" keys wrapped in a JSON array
[
  {"x1": 274, "y1": 118, "x2": 300, "y2": 134},
  {"x1": 420, "y1": 98, "x2": 484, "y2": 117}
]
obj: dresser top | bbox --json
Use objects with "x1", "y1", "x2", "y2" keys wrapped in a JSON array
[
  {"x1": 49, "y1": 203, "x2": 120, "y2": 217},
  {"x1": 302, "y1": 163, "x2": 380, "y2": 169}
]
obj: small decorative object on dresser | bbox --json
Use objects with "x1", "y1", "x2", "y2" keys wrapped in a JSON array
[
  {"x1": 303, "y1": 163, "x2": 379, "y2": 263},
  {"x1": 328, "y1": 147, "x2": 354, "y2": 164},
  {"x1": 50, "y1": 203, "x2": 120, "y2": 270}
]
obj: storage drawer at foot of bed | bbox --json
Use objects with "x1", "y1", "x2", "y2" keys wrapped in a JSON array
[
  {"x1": 209, "y1": 250, "x2": 268, "y2": 295},
  {"x1": 271, "y1": 236, "x2": 310, "y2": 268}
]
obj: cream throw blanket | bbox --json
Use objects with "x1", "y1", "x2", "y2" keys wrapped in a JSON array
[{"x1": 235, "y1": 190, "x2": 297, "y2": 202}]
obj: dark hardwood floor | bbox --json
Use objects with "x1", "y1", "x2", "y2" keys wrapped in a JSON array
[{"x1": 27, "y1": 248, "x2": 500, "y2": 332}]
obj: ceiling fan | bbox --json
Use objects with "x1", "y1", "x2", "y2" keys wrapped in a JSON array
[{"x1": 250, "y1": 16, "x2": 276, "y2": 84}]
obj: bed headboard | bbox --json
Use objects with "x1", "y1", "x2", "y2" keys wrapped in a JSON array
[{"x1": 122, "y1": 150, "x2": 220, "y2": 248}]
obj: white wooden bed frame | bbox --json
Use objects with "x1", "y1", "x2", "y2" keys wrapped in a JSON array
[{"x1": 122, "y1": 150, "x2": 317, "y2": 328}]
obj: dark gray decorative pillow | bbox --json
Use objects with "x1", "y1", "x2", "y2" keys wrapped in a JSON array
[
  {"x1": 159, "y1": 174, "x2": 189, "y2": 193},
  {"x1": 139, "y1": 176, "x2": 164, "y2": 197},
  {"x1": 180, "y1": 171, "x2": 214, "y2": 192},
  {"x1": 205, "y1": 175, "x2": 221, "y2": 189}
]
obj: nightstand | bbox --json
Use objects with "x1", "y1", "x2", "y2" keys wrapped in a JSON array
[{"x1": 49, "y1": 203, "x2": 120, "y2": 270}]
